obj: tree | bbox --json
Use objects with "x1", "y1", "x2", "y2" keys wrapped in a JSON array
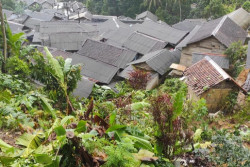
[
  {"x1": 175, "y1": 0, "x2": 186, "y2": 21},
  {"x1": 144, "y1": 0, "x2": 163, "y2": 10},
  {"x1": 0, "y1": 1, "x2": 7, "y2": 73},
  {"x1": 242, "y1": 1, "x2": 250, "y2": 12}
]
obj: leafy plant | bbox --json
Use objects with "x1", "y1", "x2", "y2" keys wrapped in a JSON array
[{"x1": 128, "y1": 69, "x2": 150, "y2": 90}]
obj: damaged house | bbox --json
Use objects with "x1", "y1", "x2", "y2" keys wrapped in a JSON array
[{"x1": 184, "y1": 56, "x2": 246, "y2": 112}]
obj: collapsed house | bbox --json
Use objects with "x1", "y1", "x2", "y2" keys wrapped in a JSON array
[
  {"x1": 184, "y1": 56, "x2": 246, "y2": 112},
  {"x1": 177, "y1": 16, "x2": 247, "y2": 67}
]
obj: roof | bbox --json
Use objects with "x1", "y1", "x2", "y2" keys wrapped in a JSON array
[
  {"x1": 23, "y1": 17, "x2": 43, "y2": 29},
  {"x1": 40, "y1": 21, "x2": 96, "y2": 34},
  {"x1": 102, "y1": 27, "x2": 134, "y2": 47},
  {"x1": 192, "y1": 52, "x2": 229, "y2": 69},
  {"x1": 2, "y1": 9, "x2": 14, "y2": 19},
  {"x1": 246, "y1": 41, "x2": 250, "y2": 69},
  {"x1": 73, "y1": 76, "x2": 95, "y2": 98},
  {"x1": 27, "y1": 11, "x2": 55, "y2": 21},
  {"x1": 184, "y1": 56, "x2": 246, "y2": 95},
  {"x1": 243, "y1": 72, "x2": 250, "y2": 92},
  {"x1": 136, "y1": 11, "x2": 158, "y2": 22},
  {"x1": 172, "y1": 19, "x2": 206, "y2": 32},
  {"x1": 123, "y1": 32, "x2": 167, "y2": 54},
  {"x1": 69, "y1": 11, "x2": 93, "y2": 20},
  {"x1": 97, "y1": 18, "x2": 128, "y2": 35},
  {"x1": 118, "y1": 65, "x2": 135, "y2": 79},
  {"x1": 187, "y1": 16, "x2": 247, "y2": 47},
  {"x1": 133, "y1": 20, "x2": 188, "y2": 45},
  {"x1": 69, "y1": 53, "x2": 120, "y2": 84},
  {"x1": 7, "y1": 21, "x2": 24, "y2": 34},
  {"x1": 227, "y1": 8, "x2": 250, "y2": 30},
  {"x1": 49, "y1": 32, "x2": 98, "y2": 51},
  {"x1": 77, "y1": 39, "x2": 137, "y2": 68},
  {"x1": 129, "y1": 49, "x2": 181, "y2": 75},
  {"x1": 176, "y1": 25, "x2": 201, "y2": 48}
]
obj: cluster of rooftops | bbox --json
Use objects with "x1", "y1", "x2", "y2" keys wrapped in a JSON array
[{"x1": 3, "y1": 0, "x2": 250, "y2": 102}]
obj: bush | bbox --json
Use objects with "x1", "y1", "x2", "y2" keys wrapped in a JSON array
[
  {"x1": 209, "y1": 131, "x2": 250, "y2": 166},
  {"x1": 128, "y1": 69, "x2": 150, "y2": 90},
  {"x1": 224, "y1": 41, "x2": 247, "y2": 78},
  {"x1": 160, "y1": 78, "x2": 187, "y2": 95},
  {"x1": 242, "y1": 1, "x2": 250, "y2": 12}
]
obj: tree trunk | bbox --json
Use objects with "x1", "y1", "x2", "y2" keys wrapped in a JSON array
[
  {"x1": 179, "y1": 0, "x2": 182, "y2": 21},
  {"x1": 0, "y1": 2, "x2": 7, "y2": 73}
]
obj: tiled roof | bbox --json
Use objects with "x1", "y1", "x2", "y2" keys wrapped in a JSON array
[
  {"x1": 187, "y1": 16, "x2": 247, "y2": 47},
  {"x1": 133, "y1": 20, "x2": 188, "y2": 45},
  {"x1": 172, "y1": 19, "x2": 206, "y2": 32},
  {"x1": 129, "y1": 49, "x2": 181, "y2": 75},
  {"x1": 123, "y1": 32, "x2": 167, "y2": 55},
  {"x1": 136, "y1": 11, "x2": 158, "y2": 22},
  {"x1": 77, "y1": 39, "x2": 137, "y2": 68},
  {"x1": 184, "y1": 56, "x2": 246, "y2": 95}
]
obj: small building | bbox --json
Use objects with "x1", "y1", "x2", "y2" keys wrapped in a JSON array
[
  {"x1": 184, "y1": 56, "x2": 246, "y2": 112},
  {"x1": 121, "y1": 49, "x2": 181, "y2": 89},
  {"x1": 136, "y1": 11, "x2": 158, "y2": 22},
  {"x1": 179, "y1": 16, "x2": 247, "y2": 67}
]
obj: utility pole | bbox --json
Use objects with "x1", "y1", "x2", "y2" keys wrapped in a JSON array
[{"x1": 0, "y1": 1, "x2": 7, "y2": 73}]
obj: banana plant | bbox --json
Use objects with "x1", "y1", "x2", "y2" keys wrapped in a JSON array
[{"x1": 44, "y1": 47, "x2": 76, "y2": 115}]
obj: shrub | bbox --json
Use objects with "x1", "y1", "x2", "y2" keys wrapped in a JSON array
[
  {"x1": 128, "y1": 69, "x2": 150, "y2": 90},
  {"x1": 242, "y1": 1, "x2": 250, "y2": 12},
  {"x1": 209, "y1": 131, "x2": 250, "y2": 166},
  {"x1": 160, "y1": 78, "x2": 187, "y2": 95},
  {"x1": 150, "y1": 93, "x2": 184, "y2": 158},
  {"x1": 224, "y1": 41, "x2": 247, "y2": 78}
]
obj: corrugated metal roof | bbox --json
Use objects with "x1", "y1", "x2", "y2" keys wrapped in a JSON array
[
  {"x1": 123, "y1": 32, "x2": 167, "y2": 55},
  {"x1": 133, "y1": 20, "x2": 188, "y2": 45},
  {"x1": 136, "y1": 11, "x2": 158, "y2": 22},
  {"x1": 129, "y1": 49, "x2": 181, "y2": 75},
  {"x1": 8, "y1": 21, "x2": 24, "y2": 34},
  {"x1": 96, "y1": 18, "x2": 129, "y2": 34},
  {"x1": 3, "y1": 9, "x2": 13, "y2": 19},
  {"x1": 184, "y1": 56, "x2": 246, "y2": 95},
  {"x1": 188, "y1": 16, "x2": 247, "y2": 47},
  {"x1": 118, "y1": 65, "x2": 135, "y2": 79},
  {"x1": 172, "y1": 19, "x2": 206, "y2": 32},
  {"x1": 227, "y1": 8, "x2": 250, "y2": 30},
  {"x1": 192, "y1": 52, "x2": 229, "y2": 69},
  {"x1": 246, "y1": 41, "x2": 250, "y2": 69},
  {"x1": 77, "y1": 39, "x2": 137, "y2": 68}
]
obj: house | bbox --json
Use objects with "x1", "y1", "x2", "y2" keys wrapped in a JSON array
[
  {"x1": 122, "y1": 49, "x2": 181, "y2": 89},
  {"x1": 64, "y1": 39, "x2": 137, "y2": 84},
  {"x1": 133, "y1": 20, "x2": 188, "y2": 46},
  {"x1": 172, "y1": 19, "x2": 206, "y2": 32},
  {"x1": 136, "y1": 11, "x2": 158, "y2": 22},
  {"x1": 227, "y1": 8, "x2": 250, "y2": 30},
  {"x1": 69, "y1": 11, "x2": 93, "y2": 22},
  {"x1": 178, "y1": 16, "x2": 247, "y2": 67},
  {"x1": 184, "y1": 56, "x2": 246, "y2": 112}
]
